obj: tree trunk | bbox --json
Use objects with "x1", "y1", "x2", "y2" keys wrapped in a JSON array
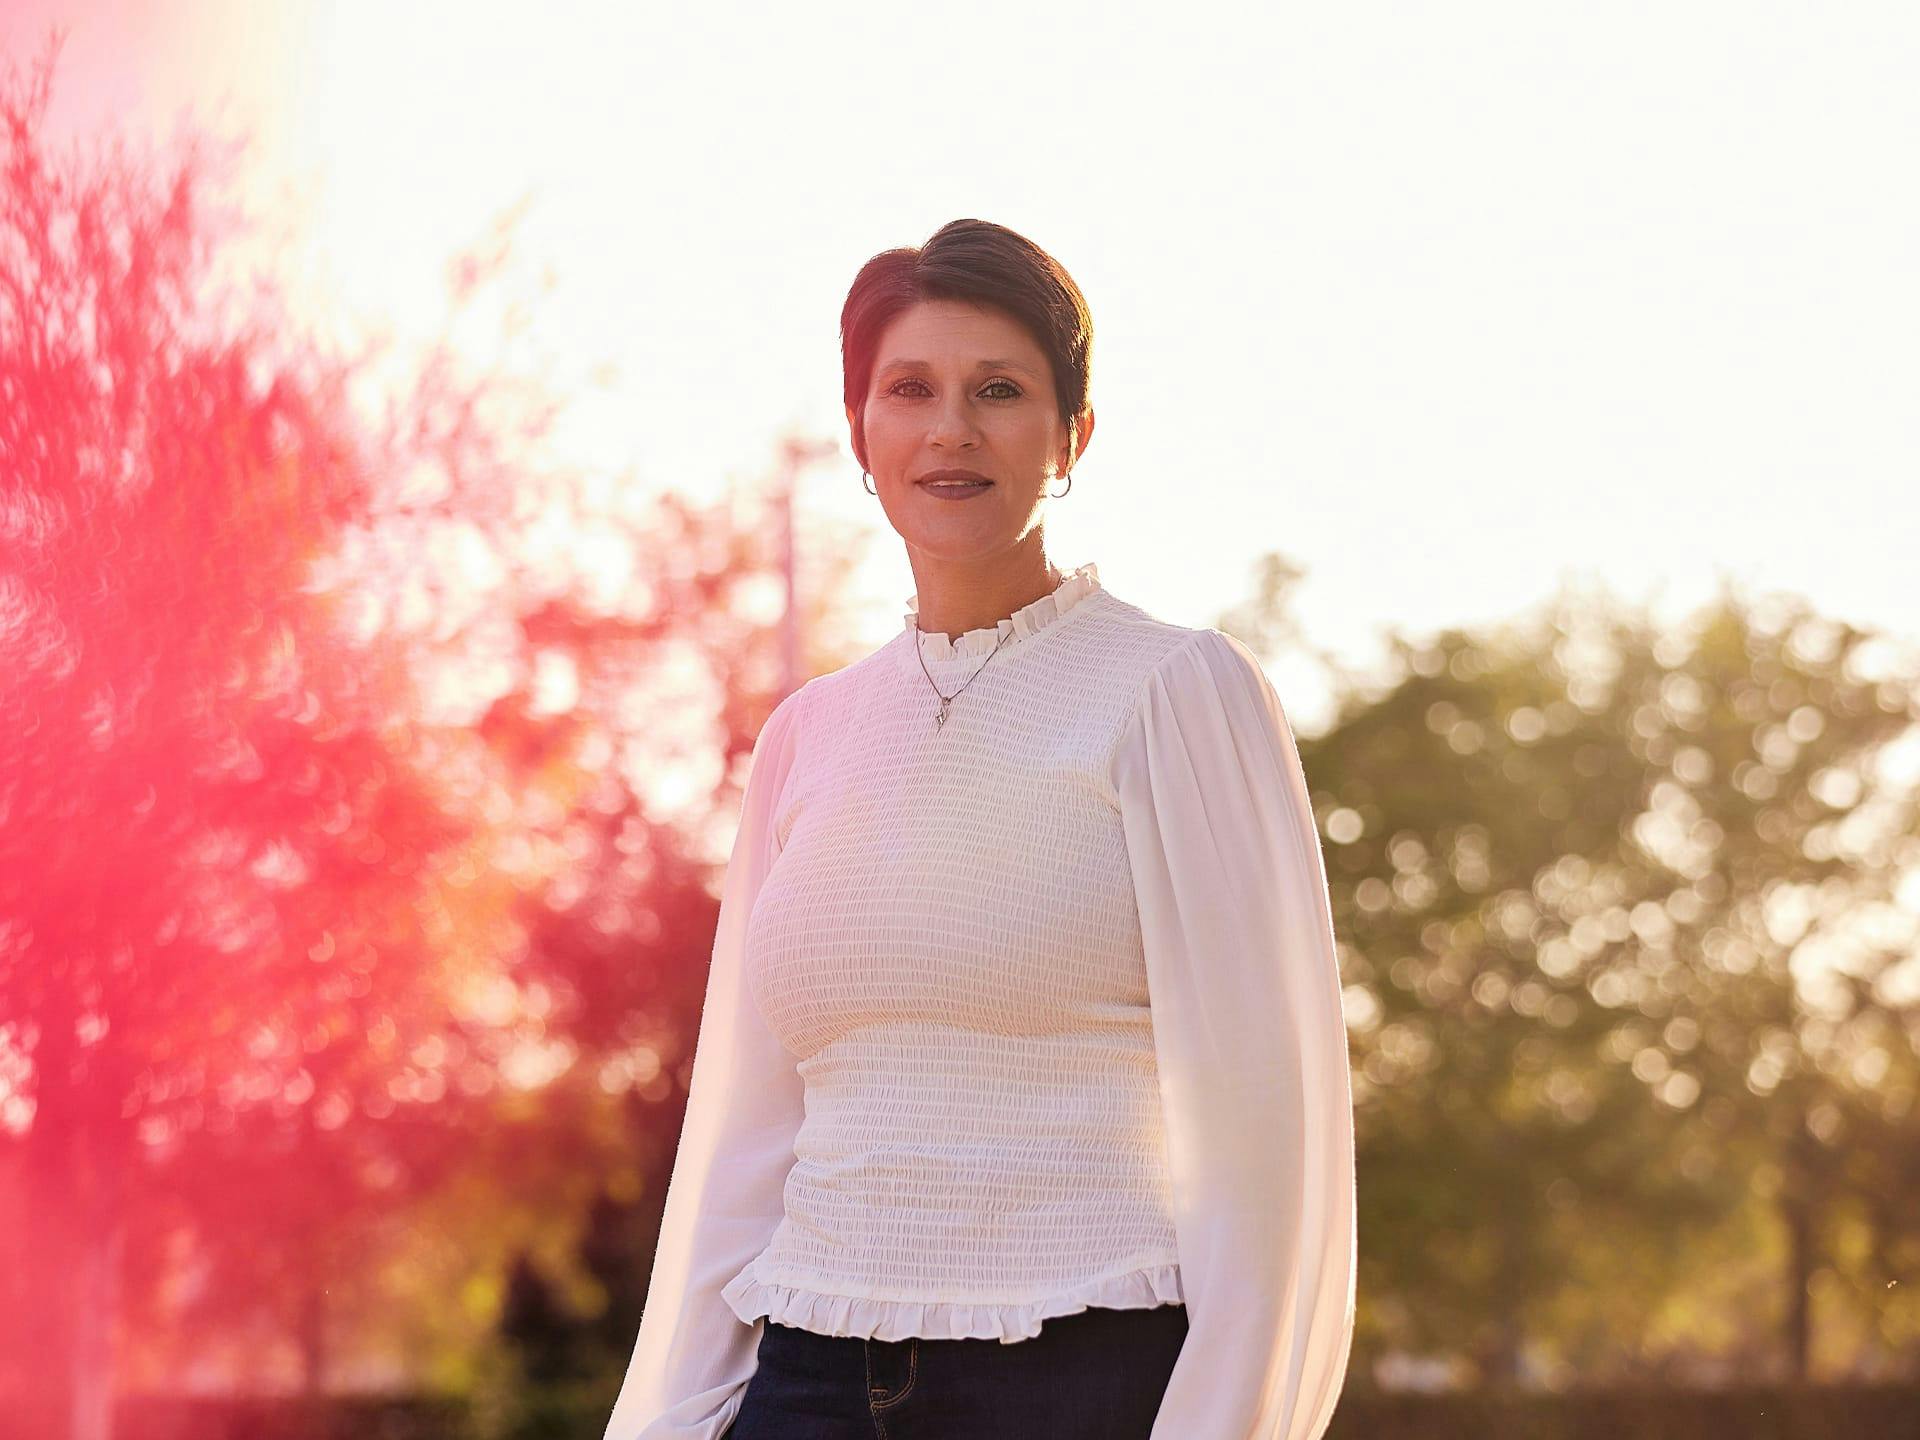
[
  {"x1": 18, "y1": 979, "x2": 82, "y2": 1440},
  {"x1": 1490, "y1": 1224, "x2": 1526, "y2": 1387},
  {"x1": 1782, "y1": 1185, "x2": 1813, "y2": 1381},
  {"x1": 72, "y1": 1208, "x2": 125, "y2": 1440},
  {"x1": 297, "y1": 1106, "x2": 328, "y2": 1397},
  {"x1": 1483, "y1": 1166, "x2": 1528, "y2": 1387},
  {"x1": 17, "y1": 961, "x2": 135, "y2": 1440},
  {"x1": 67, "y1": 1029, "x2": 131, "y2": 1440}
]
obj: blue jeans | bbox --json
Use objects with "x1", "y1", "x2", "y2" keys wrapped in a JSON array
[{"x1": 721, "y1": 1302, "x2": 1190, "y2": 1439}]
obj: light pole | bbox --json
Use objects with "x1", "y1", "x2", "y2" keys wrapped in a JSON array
[{"x1": 774, "y1": 435, "x2": 838, "y2": 699}]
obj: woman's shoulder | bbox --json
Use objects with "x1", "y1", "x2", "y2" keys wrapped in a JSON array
[
  {"x1": 1063, "y1": 587, "x2": 1212, "y2": 684},
  {"x1": 1073, "y1": 591, "x2": 1244, "y2": 710}
]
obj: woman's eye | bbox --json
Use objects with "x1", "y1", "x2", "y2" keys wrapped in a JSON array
[{"x1": 885, "y1": 378, "x2": 1022, "y2": 399}]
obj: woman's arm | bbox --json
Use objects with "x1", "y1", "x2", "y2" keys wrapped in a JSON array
[
  {"x1": 603, "y1": 687, "x2": 807, "y2": 1440},
  {"x1": 1111, "y1": 629, "x2": 1358, "y2": 1440}
]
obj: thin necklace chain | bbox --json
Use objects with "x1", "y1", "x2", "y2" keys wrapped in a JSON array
[{"x1": 914, "y1": 565, "x2": 1063, "y2": 733}]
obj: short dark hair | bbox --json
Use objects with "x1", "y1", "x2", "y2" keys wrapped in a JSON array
[{"x1": 840, "y1": 218, "x2": 1093, "y2": 475}]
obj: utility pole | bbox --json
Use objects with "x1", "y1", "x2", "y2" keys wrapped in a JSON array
[{"x1": 775, "y1": 435, "x2": 838, "y2": 699}]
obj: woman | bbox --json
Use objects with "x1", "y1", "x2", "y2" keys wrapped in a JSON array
[{"x1": 602, "y1": 219, "x2": 1356, "y2": 1439}]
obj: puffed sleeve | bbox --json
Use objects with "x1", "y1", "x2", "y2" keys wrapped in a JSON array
[
  {"x1": 1111, "y1": 629, "x2": 1358, "y2": 1440},
  {"x1": 603, "y1": 686, "x2": 806, "y2": 1440}
]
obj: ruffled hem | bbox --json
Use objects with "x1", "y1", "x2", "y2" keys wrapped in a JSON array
[{"x1": 720, "y1": 1257, "x2": 1185, "y2": 1345}]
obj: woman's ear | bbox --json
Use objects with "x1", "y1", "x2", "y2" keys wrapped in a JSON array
[
  {"x1": 1063, "y1": 405, "x2": 1094, "y2": 471},
  {"x1": 845, "y1": 402, "x2": 864, "y2": 472}
]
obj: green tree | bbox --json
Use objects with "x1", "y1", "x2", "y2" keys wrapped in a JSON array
[{"x1": 1224, "y1": 566, "x2": 1920, "y2": 1386}]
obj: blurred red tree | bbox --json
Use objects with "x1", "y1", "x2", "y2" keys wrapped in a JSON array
[
  {"x1": 0, "y1": 35, "x2": 476, "y2": 1439},
  {"x1": 0, "y1": 30, "x2": 867, "y2": 1437}
]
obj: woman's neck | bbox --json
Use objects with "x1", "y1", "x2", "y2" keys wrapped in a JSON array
[{"x1": 910, "y1": 554, "x2": 1064, "y2": 642}]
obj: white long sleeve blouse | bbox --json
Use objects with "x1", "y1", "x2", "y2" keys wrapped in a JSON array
[{"x1": 602, "y1": 562, "x2": 1356, "y2": 1440}]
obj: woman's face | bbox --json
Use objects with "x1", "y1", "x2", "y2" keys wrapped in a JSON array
[{"x1": 847, "y1": 299, "x2": 1091, "y2": 567}]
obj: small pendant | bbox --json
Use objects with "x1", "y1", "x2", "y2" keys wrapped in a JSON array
[{"x1": 935, "y1": 697, "x2": 951, "y2": 730}]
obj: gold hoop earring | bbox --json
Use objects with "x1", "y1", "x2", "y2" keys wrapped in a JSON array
[
  {"x1": 1049, "y1": 470, "x2": 1073, "y2": 499},
  {"x1": 863, "y1": 472, "x2": 876, "y2": 495}
]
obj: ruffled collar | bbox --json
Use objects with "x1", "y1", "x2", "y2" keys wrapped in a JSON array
[{"x1": 902, "y1": 561, "x2": 1102, "y2": 661}]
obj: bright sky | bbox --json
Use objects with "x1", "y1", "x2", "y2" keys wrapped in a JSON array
[{"x1": 6, "y1": 0, "x2": 1916, "y2": 731}]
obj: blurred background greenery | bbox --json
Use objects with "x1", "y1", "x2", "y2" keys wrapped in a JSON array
[{"x1": 2, "y1": 16, "x2": 1917, "y2": 1440}]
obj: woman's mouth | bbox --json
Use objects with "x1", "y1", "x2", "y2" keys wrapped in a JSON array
[{"x1": 917, "y1": 471, "x2": 995, "y2": 499}]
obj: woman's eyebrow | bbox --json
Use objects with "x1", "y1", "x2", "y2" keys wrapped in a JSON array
[{"x1": 877, "y1": 357, "x2": 1037, "y2": 378}]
